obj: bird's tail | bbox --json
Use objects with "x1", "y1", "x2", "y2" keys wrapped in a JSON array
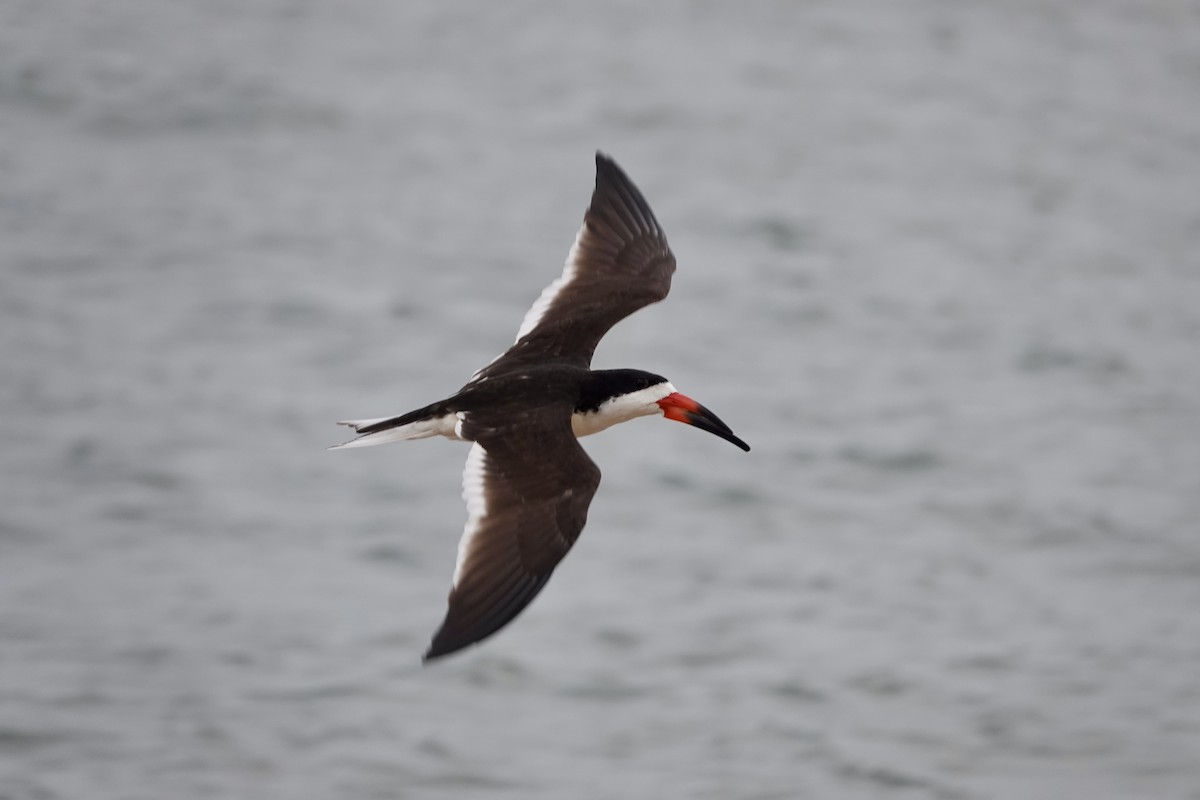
[{"x1": 329, "y1": 405, "x2": 457, "y2": 449}]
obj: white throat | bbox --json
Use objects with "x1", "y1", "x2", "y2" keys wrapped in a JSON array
[{"x1": 571, "y1": 382, "x2": 676, "y2": 438}]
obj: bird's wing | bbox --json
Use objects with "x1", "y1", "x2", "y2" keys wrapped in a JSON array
[
  {"x1": 472, "y1": 153, "x2": 676, "y2": 381},
  {"x1": 424, "y1": 407, "x2": 602, "y2": 660}
]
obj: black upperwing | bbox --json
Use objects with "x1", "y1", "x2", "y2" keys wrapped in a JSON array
[
  {"x1": 424, "y1": 402, "x2": 602, "y2": 660},
  {"x1": 472, "y1": 153, "x2": 676, "y2": 381}
]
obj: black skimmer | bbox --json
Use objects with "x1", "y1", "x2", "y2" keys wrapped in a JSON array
[{"x1": 333, "y1": 153, "x2": 749, "y2": 661}]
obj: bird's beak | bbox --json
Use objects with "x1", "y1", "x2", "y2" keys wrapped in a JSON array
[{"x1": 657, "y1": 392, "x2": 751, "y2": 452}]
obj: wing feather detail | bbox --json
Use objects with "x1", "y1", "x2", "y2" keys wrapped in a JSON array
[
  {"x1": 472, "y1": 153, "x2": 676, "y2": 381},
  {"x1": 425, "y1": 410, "x2": 602, "y2": 661}
]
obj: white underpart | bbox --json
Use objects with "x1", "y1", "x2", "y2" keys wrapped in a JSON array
[
  {"x1": 454, "y1": 442, "x2": 489, "y2": 587},
  {"x1": 571, "y1": 381, "x2": 676, "y2": 438},
  {"x1": 329, "y1": 412, "x2": 460, "y2": 449}
]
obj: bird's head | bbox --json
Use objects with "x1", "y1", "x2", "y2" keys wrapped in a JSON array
[{"x1": 578, "y1": 369, "x2": 750, "y2": 451}]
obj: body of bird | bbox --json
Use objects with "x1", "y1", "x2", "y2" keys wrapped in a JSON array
[{"x1": 333, "y1": 154, "x2": 749, "y2": 661}]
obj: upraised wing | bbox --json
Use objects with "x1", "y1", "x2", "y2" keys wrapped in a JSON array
[
  {"x1": 424, "y1": 407, "x2": 602, "y2": 660},
  {"x1": 472, "y1": 153, "x2": 676, "y2": 381}
]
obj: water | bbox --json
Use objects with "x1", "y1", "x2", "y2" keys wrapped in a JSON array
[{"x1": 3, "y1": 1, "x2": 1199, "y2": 798}]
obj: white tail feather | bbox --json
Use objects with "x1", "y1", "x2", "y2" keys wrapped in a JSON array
[
  {"x1": 337, "y1": 416, "x2": 392, "y2": 430},
  {"x1": 328, "y1": 412, "x2": 460, "y2": 450}
]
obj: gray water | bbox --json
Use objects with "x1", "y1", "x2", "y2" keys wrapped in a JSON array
[{"x1": 3, "y1": 1, "x2": 1200, "y2": 798}]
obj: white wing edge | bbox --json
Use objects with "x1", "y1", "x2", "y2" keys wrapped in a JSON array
[
  {"x1": 453, "y1": 441, "x2": 490, "y2": 588},
  {"x1": 513, "y1": 225, "x2": 586, "y2": 343},
  {"x1": 467, "y1": 224, "x2": 586, "y2": 383}
]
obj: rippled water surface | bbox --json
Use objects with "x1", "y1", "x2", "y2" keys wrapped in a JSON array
[{"x1": 3, "y1": 2, "x2": 1200, "y2": 798}]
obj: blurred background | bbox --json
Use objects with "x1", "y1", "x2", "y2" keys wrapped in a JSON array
[{"x1": 2, "y1": 1, "x2": 1199, "y2": 798}]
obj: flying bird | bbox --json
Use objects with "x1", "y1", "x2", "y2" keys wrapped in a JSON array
[{"x1": 333, "y1": 153, "x2": 749, "y2": 661}]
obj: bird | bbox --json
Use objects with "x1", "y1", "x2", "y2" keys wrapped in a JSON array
[{"x1": 332, "y1": 153, "x2": 749, "y2": 661}]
